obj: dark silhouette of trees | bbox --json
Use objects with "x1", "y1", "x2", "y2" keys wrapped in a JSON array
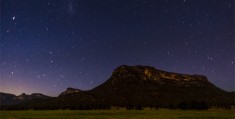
[
  {"x1": 126, "y1": 104, "x2": 134, "y2": 110},
  {"x1": 178, "y1": 101, "x2": 208, "y2": 110},
  {"x1": 126, "y1": 104, "x2": 143, "y2": 110},
  {"x1": 135, "y1": 104, "x2": 143, "y2": 110}
]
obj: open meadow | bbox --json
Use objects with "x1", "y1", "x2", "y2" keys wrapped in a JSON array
[{"x1": 0, "y1": 109, "x2": 234, "y2": 119}]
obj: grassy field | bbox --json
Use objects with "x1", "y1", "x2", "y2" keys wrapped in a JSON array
[{"x1": 0, "y1": 109, "x2": 234, "y2": 119}]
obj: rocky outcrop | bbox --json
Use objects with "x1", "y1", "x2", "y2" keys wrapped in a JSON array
[
  {"x1": 59, "y1": 87, "x2": 82, "y2": 96},
  {"x1": 111, "y1": 65, "x2": 208, "y2": 82}
]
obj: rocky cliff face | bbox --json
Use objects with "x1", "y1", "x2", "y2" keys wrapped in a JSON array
[
  {"x1": 59, "y1": 87, "x2": 82, "y2": 96},
  {"x1": 110, "y1": 65, "x2": 208, "y2": 82}
]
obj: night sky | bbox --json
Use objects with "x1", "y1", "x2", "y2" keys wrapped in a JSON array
[{"x1": 1, "y1": 0, "x2": 234, "y2": 96}]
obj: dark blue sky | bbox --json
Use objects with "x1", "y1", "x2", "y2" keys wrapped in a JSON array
[{"x1": 1, "y1": 0, "x2": 234, "y2": 96}]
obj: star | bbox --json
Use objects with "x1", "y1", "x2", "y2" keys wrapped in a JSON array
[
  {"x1": 1, "y1": 0, "x2": 233, "y2": 96},
  {"x1": 82, "y1": 57, "x2": 86, "y2": 61},
  {"x1": 207, "y1": 57, "x2": 213, "y2": 61},
  {"x1": 25, "y1": 59, "x2": 30, "y2": 62},
  {"x1": 188, "y1": 24, "x2": 193, "y2": 28},
  {"x1": 202, "y1": 66, "x2": 205, "y2": 70},
  {"x1": 89, "y1": 80, "x2": 94, "y2": 84},
  {"x1": 67, "y1": 1, "x2": 75, "y2": 15},
  {"x1": 59, "y1": 74, "x2": 64, "y2": 78}
]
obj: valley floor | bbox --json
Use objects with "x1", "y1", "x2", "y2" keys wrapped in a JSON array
[{"x1": 0, "y1": 109, "x2": 234, "y2": 119}]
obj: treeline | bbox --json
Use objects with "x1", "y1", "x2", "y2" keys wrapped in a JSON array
[
  {"x1": 1, "y1": 100, "x2": 233, "y2": 110},
  {"x1": 177, "y1": 101, "x2": 208, "y2": 110}
]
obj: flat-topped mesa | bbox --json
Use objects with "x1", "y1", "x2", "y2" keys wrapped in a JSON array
[
  {"x1": 158, "y1": 70, "x2": 208, "y2": 81},
  {"x1": 111, "y1": 65, "x2": 160, "y2": 81},
  {"x1": 111, "y1": 65, "x2": 208, "y2": 82}
]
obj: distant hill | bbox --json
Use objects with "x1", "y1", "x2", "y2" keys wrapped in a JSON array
[
  {"x1": 0, "y1": 92, "x2": 17, "y2": 105},
  {"x1": 0, "y1": 92, "x2": 50, "y2": 105},
  {"x1": 1, "y1": 65, "x2": 234, "y2": 110}
]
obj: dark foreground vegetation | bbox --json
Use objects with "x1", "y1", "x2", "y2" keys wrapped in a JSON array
[
  {"x1": 0, "y1": 109, "x2": 234, "y2": 119},
  {"x1": 1, "y1": 98, "x2": 234, "y2": 111}
]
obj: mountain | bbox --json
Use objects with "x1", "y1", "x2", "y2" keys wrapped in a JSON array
[
  {"x1": 58, "y1": 65, "x2": 234, "y2": 108},
  {"x1": 17, "y1": 93, "x2": 50, "y2": 100},
  {"x1": 0, "y1": 92, "x2": 50, "y2": 105},
  {"x1": 1, "y1": 65, "x2": 234, "y2": 110}
]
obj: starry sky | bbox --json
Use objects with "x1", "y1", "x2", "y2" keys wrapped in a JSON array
[{"x1": 0, "y1": 0, "x2": 234, "y2": 96}]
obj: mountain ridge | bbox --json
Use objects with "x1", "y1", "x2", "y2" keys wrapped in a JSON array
[
  {"x1": 0, "y1": 92, "x2": 51, "y2": 105},
  {"x1": 1, "y1": 65, "x2": 234, "y2": 110},
  {"x1": 56, "y1": 65, "x2": 233, "y2": 108}
]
